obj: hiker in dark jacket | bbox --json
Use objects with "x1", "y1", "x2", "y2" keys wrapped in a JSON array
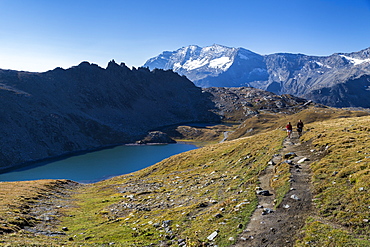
[{"x1": 297, "y1": 120, "x2": 304, "y2": 137}]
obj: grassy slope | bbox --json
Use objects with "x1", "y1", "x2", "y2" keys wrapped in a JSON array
[
  {"x1": 228, "y1": 107, "x2": 369, "y2": 140},
  {"x1": 295, "y1": 115, "x2": 370, "y2": 246},
  {"x1": 0, "y1": 180, "x2": 75, "y2": 246},
  {"x1": 1, "y1": 107, "x2": 370, "y2": 246},
  {"x1": 59, "y1": 129, "x2": 285, "y2": 246}
]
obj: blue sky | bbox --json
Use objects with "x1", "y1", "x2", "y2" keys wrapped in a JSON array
[{"x1": 1, "y1": 0, "x2": 370, "y2": 72}]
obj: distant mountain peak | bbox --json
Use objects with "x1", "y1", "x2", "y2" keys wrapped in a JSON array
[
  {"x1": 144, "y1": 44, "x2": 262, "y2": 86},
  {"x1": 144, "y1": 45, "x2": 370, "y2": 107}
]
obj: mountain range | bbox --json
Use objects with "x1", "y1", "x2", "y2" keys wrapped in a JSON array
[
  {"x1": 144, "y1": 44, "x2": 370, "y2": 108},
  {"x1": 0, "y1": 61, "x2": 219, "y2": 171}
]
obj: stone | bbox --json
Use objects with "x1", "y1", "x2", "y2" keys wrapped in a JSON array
[
  {"x1": 262, "y1": 208, "x2": 274, "y2": 215},
  {"x1": 283, "y1": 160, "x2": 293, "y2": 164},
  {"x1": 207, "y1": 231, "x2": 218, "y2": 241},
  {"x1": 284, "y1": 152, "x2": 297, "y2": 158},
  {"x1": 290, "y1": 194, "x2": 300, "y2": 201},
  {"x1": 268, "y1": 160, "x2": 275, "y2": 165},
  {"x1": 214, "y1": 213, "x2": 223, "y2": 218},
  {"x1": 62, "y1": 227, "x2": 69, "y2": 231},
  {"x1": 298, "y1": 157, "x2": 310, "y2": 163},
  {"x1": 197, "y1": 202, "x2": 208, "y2": 208},
  {"x1": 162, "y1": 220, "x2": 172, "y2": 227},
  {"x1": 257, "y1": 190, "x2": 271, "y2": 196},
  {"x1": 236, "y1": 202, "x2": 249, "y2": 208}
]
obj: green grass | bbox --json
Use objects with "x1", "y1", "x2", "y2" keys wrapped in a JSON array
[
  {"x1": 296, "y1": 218, "x2": 370, "y2": 247},
  {"x1": 57, "y1": 129, "x2": 285, "y2": 246},
  {"x1": 297, "y1": 115, "x2": 370, "y2": 246},
  {"x1": 0, "y1": 180, "x2": 73, "y2": 246},
  {"x1": 270, "y1": 161, "x2": 291, "y2": 209}
]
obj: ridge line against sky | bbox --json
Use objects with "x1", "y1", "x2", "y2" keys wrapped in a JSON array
[{"x1": 1, "y1": 0, "x2": 370, "y2": 72}]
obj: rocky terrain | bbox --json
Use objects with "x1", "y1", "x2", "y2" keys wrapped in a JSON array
[
  {"x1": 233, "y1": 133, "x2": 320, "y2": 246},
  {"x1": 204, "y1": 87, "x2": 314, "y2": 122},
  {"x1": 154, "y1": 87, "x2": 315, "y2": 144},
  {"x1": 144, "y1": 44, "x2": 370, "y2": 108},
  {"x1": 0, "y1": 61, "x2": 219, "y2": 172}
]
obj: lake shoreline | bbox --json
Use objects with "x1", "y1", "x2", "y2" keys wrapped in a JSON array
[
  {"x1": 0, "y1": 140, "x2": 184, "y2": 176},
  {"x1": 0, "y1": 142, "x2": 198, "y2": 184}
]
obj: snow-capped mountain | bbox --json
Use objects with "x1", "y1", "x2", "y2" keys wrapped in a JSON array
[
  {"x1": 144, "y1": 44, "x2": 370, "y2": 108},
  {"x1": 144, "y1": 44, "x2": 268, "y2": 87}
]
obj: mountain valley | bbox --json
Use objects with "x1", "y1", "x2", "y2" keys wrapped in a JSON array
[
  {"x1": 0, "y1": 53, "x2": 370, "y2": 246},
  {"x1": 1, "y1": 107, "x2": 369, "y2": 246}
]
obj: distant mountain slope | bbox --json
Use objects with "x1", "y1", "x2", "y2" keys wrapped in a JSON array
[
  {"x1": 144, "y1": 45, "x2": 370, "y2": 108},
  {"x1": 204, "y1": 87, "x2": 314, "y2": 122},
  {"x1": 0, "y1": 61, "x2": 219, "y2": 171}
]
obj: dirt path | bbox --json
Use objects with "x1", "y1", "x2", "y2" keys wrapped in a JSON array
[{"x1": 232, "y1": 132, "x2": 319, "y2": 246}]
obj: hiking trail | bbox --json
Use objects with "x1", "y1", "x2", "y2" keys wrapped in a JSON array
[{"x1": 232, "y1": 132, "x2": 321, "y2": 247}]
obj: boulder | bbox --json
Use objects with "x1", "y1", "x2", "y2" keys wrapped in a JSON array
[
  {"x1": 136, "y1": 131, "x2": 176, "y2": 144},
  {"x1": 257, "y1": 190, "x2": 272, "y2": 196},
  {"x1": 284, "y1": 152, "x2": 297, "y2": 159}
]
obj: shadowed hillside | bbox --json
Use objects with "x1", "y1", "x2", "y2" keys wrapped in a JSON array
[{"x1": 0, "y1": 62, "x2": 219, "y2": 172}]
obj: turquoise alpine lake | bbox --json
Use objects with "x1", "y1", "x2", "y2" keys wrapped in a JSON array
[{"x1": 0, "y1": 143, "x2": 197, "y2": 183}]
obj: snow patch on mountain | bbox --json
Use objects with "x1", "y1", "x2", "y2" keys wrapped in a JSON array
[
  {"x1": 209, "y1": 57, "x2": 233, "y2": 70},
  {"x1": 340, "y1": 55, "x2": 370, "y2": 65},
  {"x1": 177, "y1": 58, "x2": 208, "y2": 70}
]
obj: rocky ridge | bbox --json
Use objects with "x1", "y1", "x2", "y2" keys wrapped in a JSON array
[
  {"x1": 204, "y1": 87, "x2": 314, "y2": 122},
  {"x1": 0, "y1": 61, "x2": 219, "y2": 172}
]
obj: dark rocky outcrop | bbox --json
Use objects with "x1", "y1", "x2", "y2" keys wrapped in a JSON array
[
  {"x1": 204, "y1": 87, "x2": 315, "y2": 121},
  {"x1": 0, "y1": 61, "x2": 220, "y2": 172}
]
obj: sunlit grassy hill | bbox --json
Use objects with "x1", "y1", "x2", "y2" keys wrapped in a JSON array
[{"x1": 0, "y1": 107, "x2": 369, "y2": 246}]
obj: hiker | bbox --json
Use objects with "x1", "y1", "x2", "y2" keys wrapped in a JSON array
[
  {"x1": 297, "y1": 120, "x2": 304, "y2": 137},
  {"x1": 286, "y1": 122, "x2": 293, "y2": 138}
]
